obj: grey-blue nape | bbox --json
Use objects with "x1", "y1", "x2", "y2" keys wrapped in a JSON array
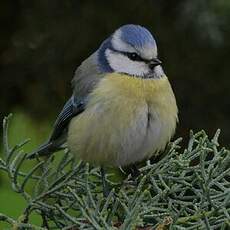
[{"x1": 120, "y1": 24, "x2": 156, "y2": 49}]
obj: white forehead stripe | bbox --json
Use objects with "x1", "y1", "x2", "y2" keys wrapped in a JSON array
[
  {"x1": 139, "y1": 45, "x2": 158, "y2": 60},
  {"x1": 112, "y1": 30, "x2": 136, "y2": 53}
]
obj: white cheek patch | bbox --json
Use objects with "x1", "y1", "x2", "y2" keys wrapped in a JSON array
[{"x1": 105, "y1": 49, "x2": 149, "y2": 76}]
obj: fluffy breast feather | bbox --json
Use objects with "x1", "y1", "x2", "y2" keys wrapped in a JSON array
[{"x1": 68, "y1": 73, "x2": 178, "y2": 166}]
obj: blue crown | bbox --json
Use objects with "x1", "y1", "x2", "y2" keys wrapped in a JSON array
[{"x1": 120, "y1": 24, "x2": 156, "y2": 48}]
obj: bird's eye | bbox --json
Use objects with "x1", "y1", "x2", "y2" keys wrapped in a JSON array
[{"x1": 127, "y1": 52, "x2": 142, "y2": 61}]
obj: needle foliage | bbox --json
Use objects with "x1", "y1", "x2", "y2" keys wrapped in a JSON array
[{"x1": 0, "y1": 114, "x2": 229, "y2": 229}]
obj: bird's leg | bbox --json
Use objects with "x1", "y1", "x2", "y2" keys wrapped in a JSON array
[
  {"x1": 100, "y1": 167, "x2": 109, "y2": 197},
  {"x1": 121, "y1": 164, "x2": 140, "y2": 179}
]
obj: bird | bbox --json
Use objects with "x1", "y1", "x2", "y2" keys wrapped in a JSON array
[{"x1": 27, "y1": 24, "x2": 178, "y2": 170}]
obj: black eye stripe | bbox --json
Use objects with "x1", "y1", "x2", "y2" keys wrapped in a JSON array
[
  {"x1": 126, "y1": 52, "x2": 144, "y2": 61},
  {"x1": 109, "y1": 48, "x2": 148, "y2": 62}
]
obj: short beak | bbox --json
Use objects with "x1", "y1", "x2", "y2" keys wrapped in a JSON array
[{"x1": 149, "y1": 58, "x2": 162, "y2": 66}]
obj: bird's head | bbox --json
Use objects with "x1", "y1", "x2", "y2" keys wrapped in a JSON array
[{"x1": 98, "y1": 24, "x2": 164, "y2": 79}]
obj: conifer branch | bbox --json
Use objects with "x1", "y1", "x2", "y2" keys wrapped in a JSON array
[{"x1": 0, "y1": 114, "x2": 229, "y2": 229}]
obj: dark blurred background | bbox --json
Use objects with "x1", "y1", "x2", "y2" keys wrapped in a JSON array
[
  {"x1": 0, "y1": 0, "x2": 230, "y2": 223},
  {"x1": 1, "y1": 0, "x2": 230, "y2": 145}
]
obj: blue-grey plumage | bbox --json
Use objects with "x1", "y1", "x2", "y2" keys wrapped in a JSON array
[{"x1": 27, "y1": 24, "x2": 178, "y2": 167}]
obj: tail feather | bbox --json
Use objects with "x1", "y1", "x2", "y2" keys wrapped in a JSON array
[
  {"x1": 27, "y1": 133, "x2": 67, "y2": 159},
  {"x1": 27, "y1": 142, "x2": 56, "y2": 159}
]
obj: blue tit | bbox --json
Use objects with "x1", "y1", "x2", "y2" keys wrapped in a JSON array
[{"x1": 28, "y1": 24, "x2": 178, "y2": 167}]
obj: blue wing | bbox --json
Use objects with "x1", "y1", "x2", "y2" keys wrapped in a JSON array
[
  {"x1": 27, "y1": 95, "x2": 85, "y2": 159},
  {"x1": 50, "y1": 95, "x2": 85, "y2": 141}
]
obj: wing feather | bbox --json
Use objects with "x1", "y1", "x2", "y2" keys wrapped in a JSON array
[
  {"x1": 50, "y1": 96, "x2": 85, "y2": 141},
  {"x1": 27, "y1": 95, "x2": 85, "y2": 159}
]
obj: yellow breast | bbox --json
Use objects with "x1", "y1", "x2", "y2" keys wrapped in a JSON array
[{"x1": 68, "y1": 73, "x2": 178, "y2": 166}]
